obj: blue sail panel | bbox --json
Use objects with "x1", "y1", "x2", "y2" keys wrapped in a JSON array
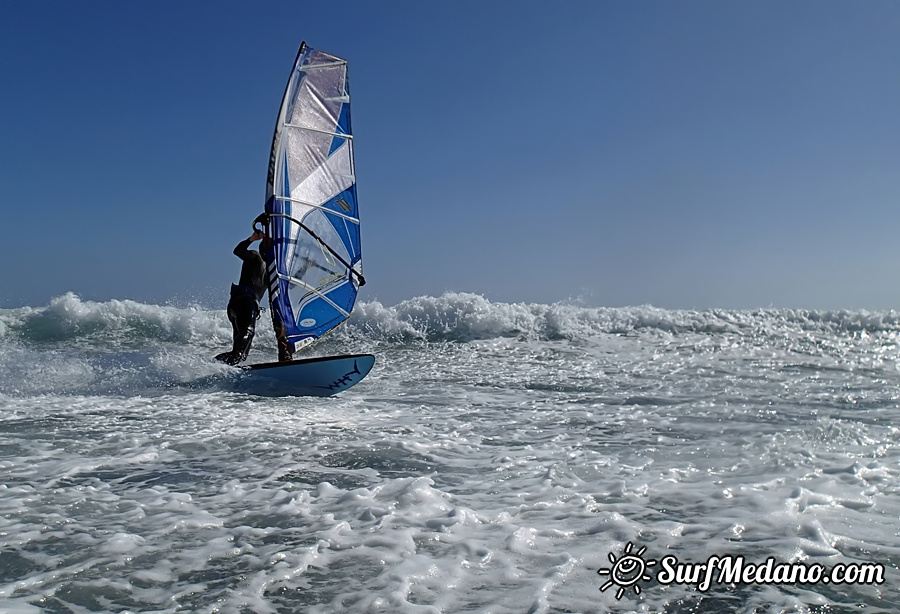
[
  {"x1": 263, "y1": 43, "x2": 363, "y2": 350},
  {"x1": 294, "y1": 281, "x2": 359, "y2": 339},
  {"x1": 328, "y1": 104, "x2": 351, "y2": 155},
  {"x1": 320, "y1": 186, "x2": 361, "y2": 265}
]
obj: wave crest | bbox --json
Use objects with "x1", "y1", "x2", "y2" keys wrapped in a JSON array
[
  {"x1": 2, "y1": 292, "x2": 226, "y2": 347},
  {"x1": 2, "y1": 292, "x2": 900, "y2": 348},
  {"x1": 345, "y1": 293, "x2": 900, "y2": 342}
]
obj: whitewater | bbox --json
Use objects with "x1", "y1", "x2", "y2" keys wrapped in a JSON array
[{"x1": 0, "y1": 292, "x2": 898, "y2": 613}]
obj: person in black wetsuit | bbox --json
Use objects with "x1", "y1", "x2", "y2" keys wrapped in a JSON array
[{"x1": 215, "y1": 230, "x2": 267, "y2": 365}]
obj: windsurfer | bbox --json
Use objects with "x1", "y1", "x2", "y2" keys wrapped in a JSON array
[{"x1": 215, "y1": 231, "x2": 267, "y2": 365}]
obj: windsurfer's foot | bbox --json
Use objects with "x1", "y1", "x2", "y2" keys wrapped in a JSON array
[
  {"x1": 277, "y1": 341, "x2": 293, "y2": 362},
  {"x1": 215, "y1": 351, "x2": 238, "y2": 365},
  {"x1": 216, "y1": 350, "x2": 248, "y2": 366}
]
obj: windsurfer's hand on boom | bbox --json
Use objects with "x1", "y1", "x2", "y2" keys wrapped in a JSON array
[{"x1": 249, "y1": 230, "x2": 265, "y2": 242}]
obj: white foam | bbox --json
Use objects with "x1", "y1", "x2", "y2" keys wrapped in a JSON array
[{"x1": 1, "y1": 294, "x2": 898, "y2": 610}]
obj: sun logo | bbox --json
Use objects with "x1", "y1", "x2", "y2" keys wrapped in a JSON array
[{"x1": 597, "y1": 542, "x2": 657, "y2": 599}]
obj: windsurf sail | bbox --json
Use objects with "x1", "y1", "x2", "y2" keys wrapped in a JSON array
[{"x1": 262, "y1": 42, "x2": 364, "y2": 351}]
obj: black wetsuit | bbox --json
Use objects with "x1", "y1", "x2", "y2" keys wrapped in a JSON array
[{"x1": 215, "y1": 239, "x2": 266, "y2": 366}]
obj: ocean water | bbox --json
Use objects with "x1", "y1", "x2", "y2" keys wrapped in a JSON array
[{"x1": 1, "y1": 292, "x2": 898, "y2": 613}]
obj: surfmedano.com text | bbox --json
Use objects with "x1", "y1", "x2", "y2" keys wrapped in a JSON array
[{"x1": 658, "y1": 555, "x2": 885, "y2": 591}]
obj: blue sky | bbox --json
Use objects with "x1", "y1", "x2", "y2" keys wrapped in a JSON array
[{"x1": 1, "y1": 1, "x2": 899, "y2": 310}]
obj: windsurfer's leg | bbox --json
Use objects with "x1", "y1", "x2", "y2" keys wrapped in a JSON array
[
  {"x1": 271, "y1": 310, "x2": 294, "y2": 362},
  {"x1": 230, "y1": 298, "x2": 259, "y2": 364},
  {"x1": 215, "y1": 298, "x2": 242, "y2": 365},
  {"x1": 277, "y1": 337, "x2": 293, "y2": 362}
]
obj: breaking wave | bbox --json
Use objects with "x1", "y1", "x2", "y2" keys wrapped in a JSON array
[{"x1": 2, "y1": 291, "x2": 900, "y2": 348}]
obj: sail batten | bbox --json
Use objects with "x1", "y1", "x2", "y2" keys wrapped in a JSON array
[
  {"x1": 270, "y1": 204, "x2": 360, "y2": 224},
  {"x1": 284, "y1": 123, "x2": 354, "y2": 138},
  {"x1": 264, "y1": 43, "x2": 363, "y2": 347},
  {"x1": 301, "y1": 61, "x2": 347, "y2": 69}
]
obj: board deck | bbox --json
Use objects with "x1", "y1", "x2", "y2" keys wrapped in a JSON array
[{"x1": 238, "y1": 354, "x2": 375, "y2": 397}]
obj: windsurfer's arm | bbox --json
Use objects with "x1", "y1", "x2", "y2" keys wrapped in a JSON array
[
  {"x1": 233, "y1": 238, "x2": 253, "y2": 259},
  {"x1": 233, "y1": 231, "x2": 265, "y2": 259}
]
